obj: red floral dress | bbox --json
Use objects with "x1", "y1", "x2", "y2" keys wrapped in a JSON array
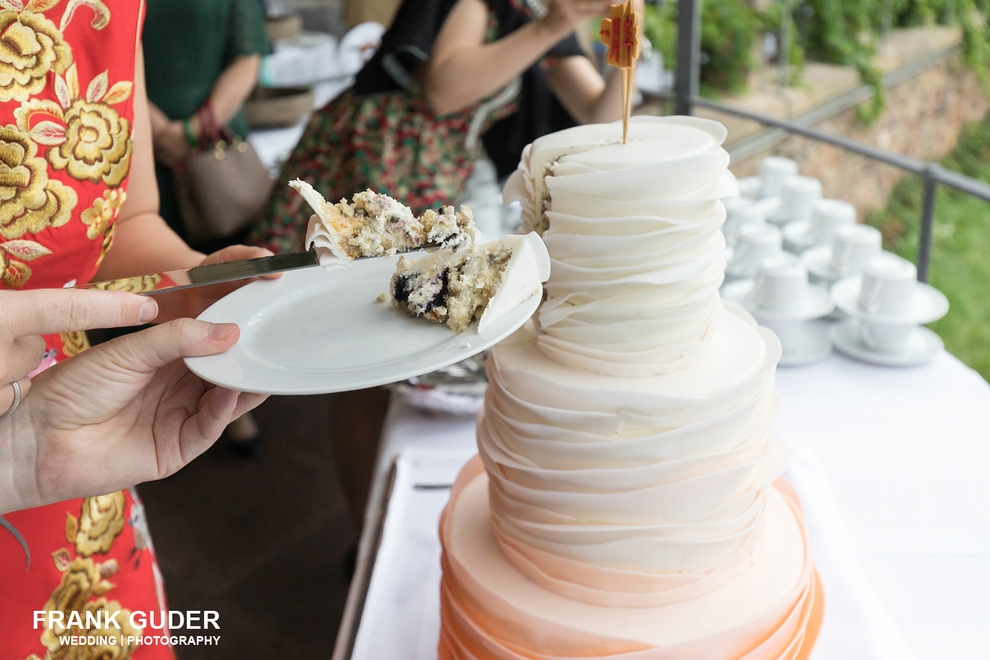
[{"x1": 0, "y1": 2, "x2": 174, "y2": 659}]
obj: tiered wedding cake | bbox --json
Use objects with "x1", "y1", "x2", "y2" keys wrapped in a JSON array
[{"x1": 437, "y1": 116, "x2": 823, "y2": 659}]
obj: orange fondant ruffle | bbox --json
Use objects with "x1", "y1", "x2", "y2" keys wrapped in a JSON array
[{"x1": 437, "y1": 459, "x2": 824, "y2": 660}]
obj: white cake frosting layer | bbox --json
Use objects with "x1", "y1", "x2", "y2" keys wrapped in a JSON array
[
  {"x1": 503, "y1": 116, "x2": 732, "y2": 377},
  {"x1": 477, "y1": 306, "x2": 786, "y2": 605}
]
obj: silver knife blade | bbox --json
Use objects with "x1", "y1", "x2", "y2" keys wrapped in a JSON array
[{"x1": 76, "y1": 250, "x2": 320, "y2": 295}]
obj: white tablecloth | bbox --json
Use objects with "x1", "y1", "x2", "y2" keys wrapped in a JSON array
[{"x1": 350, "y1": 351, "x2": 990, "y2": 660}]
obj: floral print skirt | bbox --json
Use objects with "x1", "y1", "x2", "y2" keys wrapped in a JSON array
[{"x1": 249, "y1": 88, "x2": 489, "y2": 254}]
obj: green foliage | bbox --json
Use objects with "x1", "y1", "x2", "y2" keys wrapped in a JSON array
[
  {"x1": 866, "y1": 117, "x2": 990, "y2": 381},
  {"x1": 643, "y1": 0, "x2": 758, "y2": 98}
]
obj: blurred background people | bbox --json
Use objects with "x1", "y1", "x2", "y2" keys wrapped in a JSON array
[
  {"x1": 144, "y1": 0, "x2": 273, "y2": 456},
  {"x1": 250, "y1": 0, "x2": 626, "y2": 255}
]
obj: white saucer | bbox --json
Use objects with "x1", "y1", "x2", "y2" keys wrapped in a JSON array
[
  {"x1": 721, "y1": 278, "x2": 834, "y2": 320},
  {"x1": 830, "y1": 275, "x2": 949, "y2": 324},
  {"x1": 782, "y1": 219, "x2": 822, "y2": 253},
  {"x1": 831, "y1": 320, "x2": 943, "y2": 367},
  {"x1": 185, "y1": 257, "x2": 543, "y2": 395},
  {"x1": 759, "y1": 317, "x2": 832, "y2": 367},
  {"x1": 801, "y1": 244, "x2": 841, "y2": 282}
]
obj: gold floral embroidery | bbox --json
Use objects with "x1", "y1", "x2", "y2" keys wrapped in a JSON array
[
  {"x1": 89, "y1": 273, "x2": 161, "y2": 294},
  {"x1": 60, "y1": 330, "x2": 89, "y2": 357},
  {"x1": 0, "y1": 124, "x2": 77, "y2": 239},
  {"x1": 15, "y1": 64, "x2": 132, "y2": 187},
  {"x1": 74, "y1": 491, "x2": 125, "y2": 557},
  {"x1": 0, "y1": 238, "x2": 52, "y2": 287},
  {"x1": 80, "y1": 188, "x2": 123, "y2": 239},
  {"x1": 39, "y1": 556, "x2": 139, "y2": 660},
  {"x1": 0, "y1": 7, "x2": 72, "y2": 103}
]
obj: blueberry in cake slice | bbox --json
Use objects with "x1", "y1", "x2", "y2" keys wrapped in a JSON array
[
  {"x1": 292, "y1": 180, "x2": 478, "y2": 270},
  {"x1": 390, "y1": 233, "x2": 550, "y2": 333}
]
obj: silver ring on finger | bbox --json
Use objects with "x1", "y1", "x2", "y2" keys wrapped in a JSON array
[{"x1": 0, "y1": 381, "x2": 22, "y2": 420}]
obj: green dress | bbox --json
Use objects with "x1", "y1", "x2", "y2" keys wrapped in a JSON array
[{"x1": 143, "y1": 0, "x2": 270, "y2": 242}]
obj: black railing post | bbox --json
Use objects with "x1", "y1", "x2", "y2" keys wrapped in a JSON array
[
  {"x1": 918, "y1": 165, "x2": 938, "y2": 283},
  {"x1": 674, "y1": 0, "x2": 701, "y2": 115}
]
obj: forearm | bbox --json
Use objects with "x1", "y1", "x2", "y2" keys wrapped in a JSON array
[
  {"x1": 583, "y1": 67, "x2": 624, "y2": 124},
  {"x1": 426, "y1": 20, "x2": 571, "y2": 115},
  {"x1": 95, "y1": 215, "x2": 204, "y2": 322},
  {"x1": 208, "y1": 54, "x2": 261, "y2": 127},
  {"x1": 0, "y1": 408, "x2": 40, "y2": 515}
]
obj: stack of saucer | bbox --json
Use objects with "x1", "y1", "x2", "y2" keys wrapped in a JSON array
[
  {"x1": 830, "y1": 253, "x2": 949, "y2": 366},
  {"x1": 783, "y1": 198, "x2": 856, "y2": 253},
  {"x1": 802, "y1": 223, "x2": 883, "y2": 284},
  {"x1": 722, "y1": 253, "x2": 835, "y2": 366},
  {"x1": 724, "y1": 224, "x2": 783, "y2": 283},
  {"x1": 738, "y1": 156, "x2": 799, "y2": 199},
  {"x1": 766, "y1": 176, "x2": 822, "y2": 227}
]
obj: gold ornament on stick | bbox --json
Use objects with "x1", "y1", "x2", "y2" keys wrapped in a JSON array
[{"x1": 599, "y1": 1, "x2": 641, "y2": 143}]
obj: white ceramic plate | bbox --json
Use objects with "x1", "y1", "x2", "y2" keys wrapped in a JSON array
[{"x1": 184, "y1": 257, "x2": 542, "y2": 394}]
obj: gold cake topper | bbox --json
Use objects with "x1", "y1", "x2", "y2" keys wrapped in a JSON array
[{"x1": 599, "y1": 1, "x2": 641, "y2": 143}]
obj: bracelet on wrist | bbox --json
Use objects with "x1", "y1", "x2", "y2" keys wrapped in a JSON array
[{"x1": 183, "y1": 118, "x2": 199, "y2": 149}]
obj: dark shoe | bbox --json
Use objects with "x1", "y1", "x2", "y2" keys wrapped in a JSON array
[{"x1": 226, "y1": 413, "x2": 263, "y2": 458}]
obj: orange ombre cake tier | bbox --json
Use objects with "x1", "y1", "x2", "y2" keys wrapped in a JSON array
[{"x1": 436, "y1": 117, "x2": 823, "y2": 659}]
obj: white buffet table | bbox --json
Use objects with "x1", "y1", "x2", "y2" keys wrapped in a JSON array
[{"x1": 339, "y1": 351, "x2": 990, "y2": 660}]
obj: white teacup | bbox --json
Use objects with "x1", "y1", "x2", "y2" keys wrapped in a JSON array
[
  {"x1": 728, "y1": 225, "x2": 783, "y2": 277},
  {"x1": 810, "y1": 199, "x2": 856, "y2": 243},
  {"x1": 860, "y1": 319, "x2": 915, "y2": 353},
  {"x1": 759, "y1": 157, "x2": 799, "y2": 198},
  {"x1": 830, "y1": 224, "x2": 882, "y2": 277},
  {"x1": 723, "y1": 199, "x2": 766, "y2": 246},
  {"x1": 750, "y1": 253, "x2": 809, "y2": 314},
  {"x1": 858, "y1": 253, "x2": 918, "y2": 317},
  {"x1": 772, "y1": 176, "x2": 822, "y2": 225}
]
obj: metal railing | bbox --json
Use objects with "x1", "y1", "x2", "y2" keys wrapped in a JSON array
[{"x1": 668, "y1": 0, "x2": 990, "y2": 282}]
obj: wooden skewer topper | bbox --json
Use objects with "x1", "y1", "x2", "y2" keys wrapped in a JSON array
[{"x1": 599, "y1": 1, "x2": 641, "y2": 143}]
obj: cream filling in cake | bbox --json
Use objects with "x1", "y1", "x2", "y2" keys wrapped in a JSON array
[
  {"x1": 293, "y1": 180, "x2": 478, "y2": 270},
  {"x1": 390, "y1": 233, "x2": 551, "y2": 333}
]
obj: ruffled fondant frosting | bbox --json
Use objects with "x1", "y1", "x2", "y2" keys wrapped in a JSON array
[{"x1": 439, "y1": 116, "x2": 822, "y2": 659}]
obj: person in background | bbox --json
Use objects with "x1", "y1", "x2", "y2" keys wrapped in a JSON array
[
  {"x1": 0, "y1": 3, "x2": 272, "y2": 657},
  {"x1": 143, "y1": 0, "x2": 272, "y2": 456},
  {"x1": 250, "y1": 0, "x2": 626, "y2": 255},
  {"x1": 250, "y1": 0, "x2": 629, "y2": 534}
]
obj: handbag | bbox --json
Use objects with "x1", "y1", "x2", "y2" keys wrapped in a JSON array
[{"x1": 173, "y1": 129, "x2": 274, "y2": 245}]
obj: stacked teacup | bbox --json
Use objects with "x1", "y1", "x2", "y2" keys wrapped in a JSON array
[
  {"x1": 737, "y1": 156, "x2": 799, "y2": 200},
  {"x1": 722, "y1": 197, "x2": 768, "y2": 263},
  {"x1": 722, "y1": 253, "x2": 835, "y2": 366},
  {"x1": 783, "y1": 199, "x2": 856, "y2": 253},
  {"x1": 724, "y1": 223, "x2": 783, "y2": 284},
  {"x1": 829, "y1": 253, "x2": 949, "y2": 366},
  {"x1": 802, "y1": 223, "x2": 884, "y2": 285},
  {"x1": 766, "y1": 176, "x2": 823, "y2": 227}
]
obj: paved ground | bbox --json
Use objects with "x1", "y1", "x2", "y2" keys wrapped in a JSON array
[{"x1": 138, "y1": 393, "x2": 355, "y2": 659}]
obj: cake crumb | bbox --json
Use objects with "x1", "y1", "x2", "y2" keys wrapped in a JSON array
[{"x1": 376, "y1": 292, "x2": 388, "y2": 303}]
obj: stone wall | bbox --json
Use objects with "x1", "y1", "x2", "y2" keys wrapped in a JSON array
[{"x1": 728, "y1": 56, "x2": 990, "y2": 219}]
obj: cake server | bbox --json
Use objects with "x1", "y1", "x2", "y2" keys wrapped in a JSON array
[{"x1": 75, "y1": 250, "x2": 322, "y2": 295}]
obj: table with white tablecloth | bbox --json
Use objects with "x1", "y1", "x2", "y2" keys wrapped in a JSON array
[{"x1": 338, "y1": 351, "x2": 990, "y2": 660}]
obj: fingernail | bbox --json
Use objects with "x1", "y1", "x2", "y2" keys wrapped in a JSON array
[
  {"x1": 208, "y1": 323, "x2": 237, "y2": 341},
  {"x1": 138, "y1": 301, "x2": 159, "y2": 323}
]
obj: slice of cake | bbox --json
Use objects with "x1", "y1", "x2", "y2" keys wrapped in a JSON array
[
  {"x1": 292, "y1": 180, "x2": 478, "y2": 270},
  {"x1": 390, "y1": 233, "x2": 550, "y2": 333}
]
